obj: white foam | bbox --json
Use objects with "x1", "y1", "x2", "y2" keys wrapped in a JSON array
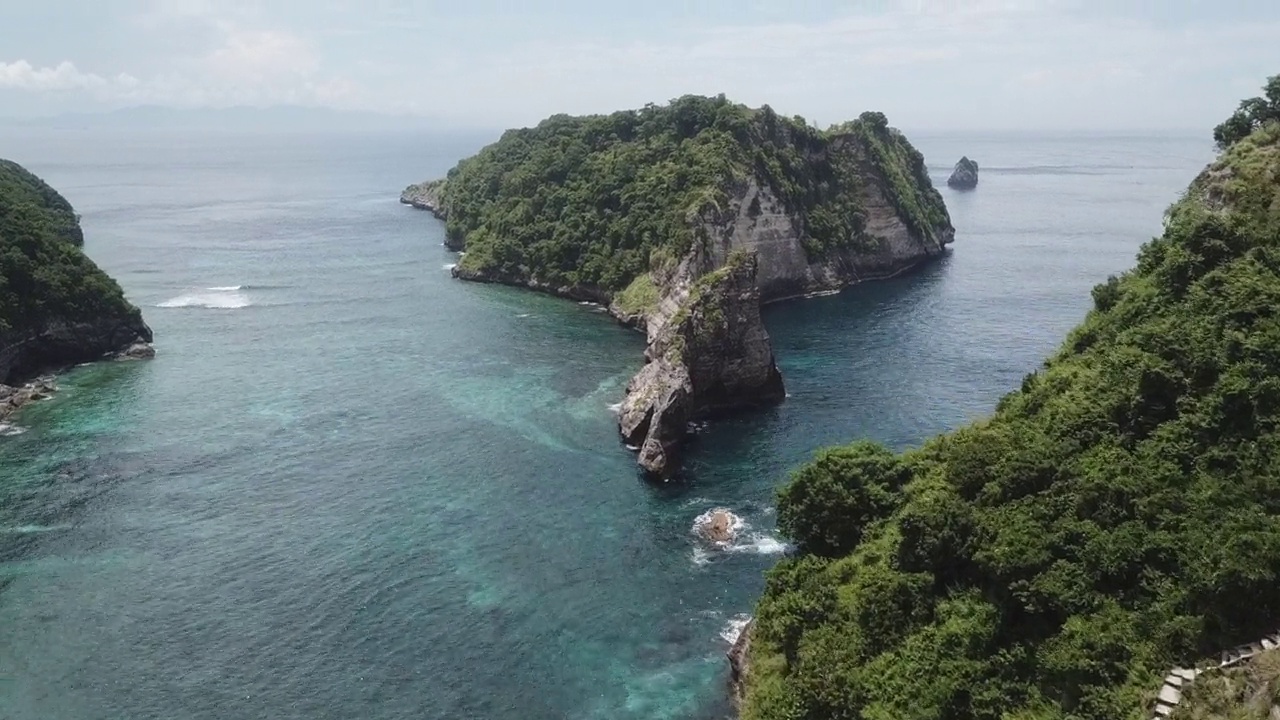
[
  {"x1": 443, "y1": 263, "x2": 457, "y2": 270},
  {"x1": 207, "y1": 285, "x2": 242, "y2": 291},
  {"x1": 691, "y1": 546, "x2": 712, "y2": 567},
  {"x1": 720, "y1": 614, "x2": 752, "y2": 644},
  {"x1": 0, "y1": 524, "x2": 69, "y2": 534},
  {"x1": 516, "y1": 313, "x2": 533, "y2": 318},
  {"x1": 625, "y1": 443, "x2": 640, "y2": 451},
  {"x1": 606, "y1": 402, "x2": 622, "y2": 413},
  {"x1": 0, "y1": 423, "x2": 27, "y2": 436},
  {"x1": 158, "y1": 287, "x2": 250, "y2": 309},
  {"x1": 726, "y1": 534, "x2": 789, "y2": 555}
]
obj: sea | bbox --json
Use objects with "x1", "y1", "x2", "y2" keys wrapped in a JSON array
[{"x1": 0, "y1": 126, "x2": 1214, "y2": 719}]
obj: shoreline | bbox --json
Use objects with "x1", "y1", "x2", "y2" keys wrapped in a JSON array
[
  {"x1": 0, "y1": 342, "x2": 155, "y2": 429},
  {"x1": 0, "y1": 375, "x2": 58, "y2": 428}
]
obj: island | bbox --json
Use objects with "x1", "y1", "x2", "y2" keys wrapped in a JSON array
[
  {"x1": 403, "y1": 95, "x2": 954, "y2": 476},
  {"x1": 947, "y1": 155, "x2": 979, "y2": 189},
  {"x1": 734, "y1": 75, "x2": 1280, "y2": 720},
  {"x1": 0, "y1": 159, "x2": 153, "y2": 422}
]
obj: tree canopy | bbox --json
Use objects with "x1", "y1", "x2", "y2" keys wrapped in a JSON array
[
  {"x1": 436, "y1": 96, "x2": 948, "y2": 293},
  {"x1": 746, "y1": 83, "x2": 1280, "y2": 720},
  {"x1": 0, "y1": 159, "x2": 140, "y2": 341},
  {"x1": 1213, "y1": 75, "x2": 1280, "y2": 150}
]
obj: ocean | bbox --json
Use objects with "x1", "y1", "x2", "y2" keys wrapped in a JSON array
[{"x1": 0, "y1": 127, "x2": 1214, "y2": 719}]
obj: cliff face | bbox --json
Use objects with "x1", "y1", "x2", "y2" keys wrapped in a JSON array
[
  {"x1": 617, "y1": 251, "x2": 784, "y2": 474},
  {"x1": 404, "y1": 97, "x2": 953, "y2": 475},
  {"x1": 0, "y1": 159, "x2": 152, "y2": 389},
  {"x1": 400, "y1": 179, "x2": 449, "y2": 222}
]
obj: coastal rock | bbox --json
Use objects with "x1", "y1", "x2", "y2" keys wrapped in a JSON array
[
  {"x1": 400, "y1": 179, "x2": 448, "y2": 219},
  {"x1": 0, "y1": 318, "x2": 153, "y2": 386},
  {"x1": 0, "y1": 376, "x2": 58, "y2": 422},
  {"x1": 947, "y1": 156, "x2": 979, "y2": 190},
  {"x1": 693, "y1": 508, "x2": 742, "y2": 544},
  {"x1": 727, "y1": 618, "x2": 754, "y2": 709},
  {"x1": 116, "y1": 342, "x2": 156, "y2": 360},
  {"x1": 618, "y1": 251, "x2": 785, "y2": 477}
]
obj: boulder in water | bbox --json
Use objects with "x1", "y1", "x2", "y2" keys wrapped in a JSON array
[
  {"x1": 694, "y1": 508, "x2": 742, "y2": 544},
  {"x1": 947, "y1": 156, "x2": 979, "y2": 190}
]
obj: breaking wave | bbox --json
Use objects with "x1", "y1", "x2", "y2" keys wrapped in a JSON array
[
  {"x1": 158, "y1": 286, "x2": 251, "y2": 309},
  {"x1": 720, "y1": 614, "x2": 752, "y2": 645}
]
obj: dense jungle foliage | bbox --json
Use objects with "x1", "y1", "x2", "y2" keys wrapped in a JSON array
[
  {"x1": 437, "y1": 95, "x2": 948, "y2": 293},
  {"x1": 0, "y1": 159, "x2": 139, "y2": 338},
  {"x1": 746, "y1": 80, "x2": 1280, "y2": 720}
]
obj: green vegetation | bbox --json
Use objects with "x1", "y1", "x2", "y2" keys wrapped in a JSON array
[
  {"x1": 0, "y1": 159, "x2": 140, "y2": 340},
  {"x1": 435, "y1": 96, "x2": 948, "y2": 293},
  {"x1": 1214, "y1": 75, "x2": 1280, "y2": 150},
  {"x1": 745, "y1": 84, "x2": 1280, "y2": 720},
  {"x1": 0, "y1": 159, "x2": 83, "y2": 246},
  {"x1": 1173, "y1": 651, "x2": 1280, "y2": 720},
  {"x1": 614, "y1": 273, "x2": 661, "y2": 317}
]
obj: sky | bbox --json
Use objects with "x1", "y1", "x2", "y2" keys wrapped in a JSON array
[{"x1": 0, "y1": 0, "x2": 1277, "y2": 132}]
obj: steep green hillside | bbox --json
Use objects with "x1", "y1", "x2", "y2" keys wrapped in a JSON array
[
  {"x1": 743, "y1": 83, "x2": 1280, "y2": 720},
  {"x1": 432, "y1": 95, "x2": 948, "y2": 292},
  {"x1": 0, "y1": 159, "x2": 150, "y2": 383}
]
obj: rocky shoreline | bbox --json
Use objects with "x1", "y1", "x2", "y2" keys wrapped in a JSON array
[{"x1": 0, "y1": 341, "x2": 154, "y2": 428}]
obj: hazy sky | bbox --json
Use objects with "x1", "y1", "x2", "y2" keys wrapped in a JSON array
[{"x1": 1, "y1": 0, "x2": 1277, "y2": 131}]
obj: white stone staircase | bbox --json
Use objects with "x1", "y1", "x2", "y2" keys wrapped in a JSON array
[{"x1": 1151, "y1": 632, "x2": 1280, "y2": 718}]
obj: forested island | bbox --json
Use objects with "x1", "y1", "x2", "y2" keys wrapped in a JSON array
[
  {"x1": 403, "y1": 95, "x2": 953, "y2": 475},
  {"x1": 0, "y1": 159, "x2": 152, "y2": 418},
  {"x1": 734, "y1": 75, "x2": 1280, "y2": 720}
]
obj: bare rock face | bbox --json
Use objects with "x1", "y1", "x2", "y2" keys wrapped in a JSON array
[
  {"x1": 727, "y1": 618, "x2": 754, "y2": 709},
  {"x1": 618, "y1": 251, "x2": 784, "y2": 477},
  {"x1": 399, "y1": 180, "x2": 448, "y2": 218},
  {"x1": 947, "y1": 156, "x2": 979, "y2": 190}
]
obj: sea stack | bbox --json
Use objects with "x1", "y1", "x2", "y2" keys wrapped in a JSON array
[
  {"x1": 617, "y1": 251, "x2": 784, "y2": 476},
  {"x1": 947, "y1": 156, "x2": 979, "y2": 189}
]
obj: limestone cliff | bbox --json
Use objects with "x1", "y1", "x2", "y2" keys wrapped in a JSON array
[
  {"x1": 617, "y1": 251, "x2": 784, "y2": 475},
  {"x1": 400, "y1": 179, "x2": 448, "y2": 221},
  {"x1": 727, "y1": 619, "x2": 754, "y2": 710},
  {"x1": 0, "y1": 159, "x2": 152, "y2": 393},
  {"x1": 403, "y1": 97, "x2": 953, "y2": 475}
]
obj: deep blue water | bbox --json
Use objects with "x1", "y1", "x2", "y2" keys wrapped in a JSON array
[{"x1": 0, "y1": 128, "x2": 1214, "y2": 719}]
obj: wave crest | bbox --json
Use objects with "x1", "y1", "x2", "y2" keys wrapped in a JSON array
[{"x1": 158, "y1": 286, "x2": 251, "y2": 309}]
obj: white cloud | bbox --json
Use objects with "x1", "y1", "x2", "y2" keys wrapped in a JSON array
[{"x1": 0, "y1": 60, "x2": 138, "y2": 92}]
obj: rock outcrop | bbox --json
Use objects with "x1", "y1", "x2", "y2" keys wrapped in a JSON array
[
  {"x1": 399, "y1": 179, "x2": 448, "y2": 218},
  {"x1": 693, "y1": 508, "x2": 744, "y2": 544},
  {"x1": 947, "y1": 156, "x2": 979, "y2": 189},
  {"x1": 617, "y1": 251, "x2": 784, "y2": 476},
  {"x1": 727, "y1": 619, "x2": 754, "y2": 709},
  {"x1": 0, "y1": 158, "x2": 154, "y2": 393}
]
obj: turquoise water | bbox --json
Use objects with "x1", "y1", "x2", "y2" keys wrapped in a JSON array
[{"x1": 0, "y1": 128, "x2": 1214, "y2": 719}]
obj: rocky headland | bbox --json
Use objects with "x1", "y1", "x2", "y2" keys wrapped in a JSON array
[
  {"x1": 399, "y1": 178, "x2": 447, "y2": 218},
  {"x1": 402, "y1": 96, "x2": 953, "y2": 476},
  {"x1": 736, "y1": 78, "x2": 1280, "y2": 720},
  {"x1": 0, "y1": 159, "x2": 154, "y2": 423},
  {"x1": 947, "y1": 155, "x2": 979, "y2": 189}
]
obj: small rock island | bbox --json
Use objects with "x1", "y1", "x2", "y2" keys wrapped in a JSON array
[
  {"x1": 947, "y1": 155, "x2": 979, "y2": 189},
  {"x1": 0, "y1": 159, "x2": 153, "y2": 422},
  {"x1": 402, "y1": 95, "x2": 954, "y2": 476}
]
